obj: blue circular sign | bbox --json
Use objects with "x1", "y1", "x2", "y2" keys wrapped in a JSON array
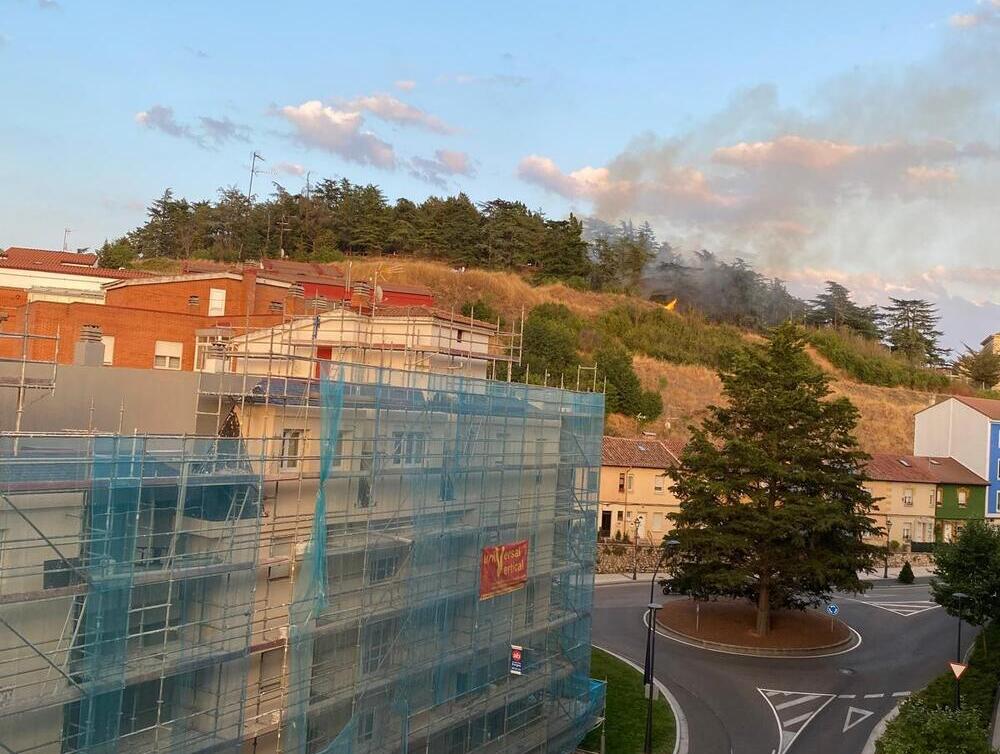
[{"x1": 827, "y1": 603, "x2": 839, "y2": 616}]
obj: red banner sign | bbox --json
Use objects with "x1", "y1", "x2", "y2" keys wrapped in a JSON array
[{"x1": 479, "y1": 540, "x2": 529, "y2": 600}]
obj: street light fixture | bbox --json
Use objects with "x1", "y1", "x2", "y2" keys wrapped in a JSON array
[
  {"x1": 632, "y1": 515, "x2": 644, "y2": 581},
  {"x1": 953, "y1": 591, "x2": 968, "y2": 710},
  {"x1": 644, "y1": 538, "x2": 680, "y2": 754},
  {"x1": 883, "y1": 518, "x2": 893, "y2": 579}
]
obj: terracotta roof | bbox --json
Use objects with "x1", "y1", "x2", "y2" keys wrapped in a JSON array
[
  {"x1": 953, "y1": 395, "x2": 1000, "y2": 421},
  {"x1": 865, "y1": 454, "x2": 988, "y2": 485},
  {"x1": 0, "y1": 258, "x2": 152, "y2": 280},
  {"x1": 601, "y1": 437, "x2": 680, "y2": 469},
  {"x1": 261, "y1": 258, "x2": 341, "y2": 277},
  {"x1": 2, "y1": 247, "x2": 98, "y2": 266}
]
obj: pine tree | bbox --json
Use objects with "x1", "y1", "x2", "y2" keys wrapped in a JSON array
[
  {"x1": 808, "y1": 281, "x2": 881, "y2": 339},
  {"x1": 882, "y1": 298, "x2": 948, "y2": 367},
  {"x1": 668, "y1": 323, "x2": 881, "y2": 635},
  {"x1": 953, "y1": 344, "x2": 1000, "y2": 390}
]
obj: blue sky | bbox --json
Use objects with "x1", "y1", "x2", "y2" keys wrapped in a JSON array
[{"x1": 1, "y1": 0, "x2": 998, "y2": 347}]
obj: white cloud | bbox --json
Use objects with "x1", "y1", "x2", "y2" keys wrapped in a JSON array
[
  {"x1": 947, "y1": 1, "x2": 1000, "y2": 28},
  {"x1": 37, "y1": 0, "x2": 59, "y2": 9},
  {"x1": 345, "y1": 93, "x2": 453, "y2": 134},
  {"x1": 135, "y1": 105, "x2": 251, "y2": 149},
  {"x1": 394, "y1": 79, "x2": 416, "y2": 92},
  {"x1": 278, "y1": 100, "x2": 396, "y2": 169},
  {"x1": 410, "y1": 149, "x2": 475, "y2": 187},
  {"x1": 273, "y1": 162, "x2": 306, "y2": 177}
]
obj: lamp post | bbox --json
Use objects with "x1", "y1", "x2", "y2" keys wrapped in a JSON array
[
  {"x1": 632, "y1": 515, "x2": 643, "y2": 581},
  {"x1": 883, "y1": 518, "x2": 893, "y2": 579},
  {"x1": 644, "y1": 538, "x2": 680, "y2": 754},
  {"x1": 953, "y1": 591, "x2": 968, "y2": 710}
]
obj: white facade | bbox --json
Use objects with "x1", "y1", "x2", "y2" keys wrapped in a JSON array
[
  {"x1": 0, "y1": 267, "x2": 113, "y2": 294},
  {"x1": 914, "y1": 398, "x2": 992, "y2": 480}
]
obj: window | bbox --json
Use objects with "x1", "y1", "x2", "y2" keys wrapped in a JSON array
[
  {"x1": 208, "y1": 287, "x2": 227, "y2": 316},
  {"x1": 616, "y1": 510, "x2": 623, "y2": 522},
  {"x1": 390, "y1": 432, "x2": 425, "y2": 466},
  {"x1": 997, "y1": 459, "x2": 1000, "y2": 480},
  {"x1": 958, "y1": 488, "x2": 968, "y2": 508},
  {"x1": 100, "y1": 335, "x2": 115, "y2": 365},
  {"x1": 363, "y1": 621, "x2": 394, "y2": 673},
  {"x1": 280, "y1": 429, "x2": 303, "y2": 470},
  {"x1": 357, "y1": 710, "x2": 376, "y2": 743},
  {"x1": 653, "y1": 513, "x2": 663, "y2": 530},
  {"x1": 333, "y1": 430, "x2": 350, "y2": 468},
  {"x1": 618, "y1": 473, "x2": 626, "y2": 494},
  {"x1": 935, "y1": 488, "x2": 943, "y2": 507},
  {"x1": 456, "y1": 329, "x2": 465, "y2": 343},
  {"x1": 902, "y1": 524, "x2": 911, "y2": 542},
  {"x1": 654, "y1": 475, "x2": 665, "y2": 494},
  {"x1": 587, "y1": 469, "x2": 599, "y2": 492},
  {"x1": 369, "y1": 552, "x2": 399, "y2": 583},
  {"x1": 195, "y1": 334, "x2": 229, "y2": 371},
  {"x1": 627, "y1": 474, "x2": 634, "y2": 492},
  {"x1": 259, "y1": 649, "x2": 283, "y2": 692},
  {"x1": 902, "y1": 488, "x2": 914, "y2": 507},
  {"x1": 153, "y1": 340, "x2": 182, "y2": 370},
  {"x1": 268, "y1": 537, "x2": 292, "y2": 581}
]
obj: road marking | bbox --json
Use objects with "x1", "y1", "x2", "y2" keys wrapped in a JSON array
[
  {"x1": 759, "y1": 688, "x2": 835, "y2": 754},
  {"x1": 849, "y1": 599, "x2": 939, "y2": 617},
  {"x1": 892, "y1": 691, "x2": 910, "y2": 698},
  {"x1": 864, "y1": 693, "x2": 884, "y2": 699},
  {"x1": 843, "y1": 706, "x2": 875, "y2": 733},
  {"x1": 837, "y1": 694, "x2": 856, "y2": 699}
]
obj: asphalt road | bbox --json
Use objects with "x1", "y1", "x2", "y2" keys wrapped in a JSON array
[{"x1": 592, "y1": 579, "x2": 977, "y2": 754}]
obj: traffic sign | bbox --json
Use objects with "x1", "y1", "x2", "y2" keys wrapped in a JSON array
[
  {"x1": 827, "y1": 603, "x2": 839, "y2": 616},
  {"x1": 950, "y1": 662, "x2": 967, "y2": 680},
  {"x1": 510, "y1": 645, "x2": 524, "y2": 675}
]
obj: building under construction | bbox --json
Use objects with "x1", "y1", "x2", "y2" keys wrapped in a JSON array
[{"x1": 0, "y1": 304, "x2": 606, "y2": 754}]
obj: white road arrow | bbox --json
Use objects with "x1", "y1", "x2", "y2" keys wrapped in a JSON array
[
  {"x1": 842, "y1": 706, "x2": 874, "y2": 733},
  {"x1": 759, "y1": 688, "x2": 836, "y2": 754}
]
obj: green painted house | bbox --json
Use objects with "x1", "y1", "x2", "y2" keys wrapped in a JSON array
[{"x1": 936, "y1": 481, "x2": 988, "y2": 543}]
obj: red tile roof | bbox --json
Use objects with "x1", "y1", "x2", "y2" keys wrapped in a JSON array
[
  {"x1": 0, "y1": 258, "x2": 151, "y2": 279},
  {"x1": 2, "y1": 246, "x2": 99, "y2": 266},
  {"x1": 953, "y1": 395, "x2": 1000, "y2": 421},
  {"x1": 602, "y1": 436, "x2": 680, "y2": 469},
  {"x1": 865, "y1": 454, "x2": 987, "y2": 485}
]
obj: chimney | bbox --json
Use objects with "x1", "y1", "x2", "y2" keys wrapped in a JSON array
[
  {"x1": 202, "y1": 341, "x2": 228, "y2": 374},
  {"x1": 188, "y1": 294, "x2": 200, "y2": 311},
  {"x1": 74, "y1": 324, "x2": 105, "y2": 366},
  {"x1": 242, "y1": 268, "x2": 259, "y2": 315}
]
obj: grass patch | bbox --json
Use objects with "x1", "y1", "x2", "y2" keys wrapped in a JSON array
[
  {"x1": 579, "y1": 647, "x2": 676, "y2": 754},
  {"x1": 806, "y1": 327, "x2": 952, "y2": 391}
]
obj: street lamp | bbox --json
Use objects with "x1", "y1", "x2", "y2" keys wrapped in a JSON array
[
  {"x1": 953, "y1": 591, "x2": 968, "y2": 710},
  {"x1": 643, "y1": 538, "x2": 680, "y2": 754},
  {"x1": 883, "y1": 518, "x2": 893, "y2": 579},
  {"x1": 632, "y1": 515, "x2": 644, "y2": 581}
]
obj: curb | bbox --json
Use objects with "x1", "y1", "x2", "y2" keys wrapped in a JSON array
[
  {"x1": 861, "y1": 704, "x2": 900, "y2": 754},
  {"x1": 592, "y1": 644, "x2": 689, "y2": 754},
  {"x1": 654, "y1": 618, "x2": 855, "y2": 658}
]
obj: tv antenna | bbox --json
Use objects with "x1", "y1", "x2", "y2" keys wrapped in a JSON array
[{"x1": 62, "y1": 228, "x2": 72, "y2": 251}]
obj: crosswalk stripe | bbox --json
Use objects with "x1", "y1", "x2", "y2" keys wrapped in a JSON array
[
  {"x1": 783, "y1": 711, "x2": 814, "y2": 728},
  {"x1": 775, "y1": 694, "x2": 823, "y2": 711}
]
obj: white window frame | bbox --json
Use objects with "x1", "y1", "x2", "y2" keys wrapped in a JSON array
[
  {"x1": 627, "y1": 474, "x2": 634, "y2": 493},
  {"x1": 652, "y1": 512, "x2": 663, "y2": 530},
  {"x1": 902, "y1": 488, "x2": 914, "y2": 508},
  {"x1": 208, "y1": 287, "x2": 227, "y2": 316},
  {"x1": 654, "y1": 475, "x2": 665, "y2": 494},
  {"x1": 100, "y1": 335, "x2": 115, "y2": 366},
  {"x1": 958, "y1": 488, "x2": 968, "y2": 508},
  {"x1": 194, "y1": 334, "x2": 230, "y2": 372},
  {"x1": 902, "y1": 524, "x2": 911, "y2": 542},
  {"x1": 390, "y1": 431, "x2": 425, "y2": 466},
  {"x1": 153, "y1": 340, "x2": 182, "y2": 370},
  {"x1": 280, "y1": 429, "x2": 304, "y2": 471}
]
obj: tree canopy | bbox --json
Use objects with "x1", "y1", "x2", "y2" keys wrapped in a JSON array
[
  {"x1": 807, "y1": 281, "x2": 882, "y2": 340},
  {"x1": 882, "y1": 298, "x2": 949, "y2": 367},
  {"x1": 954, "y1": 345, "x2": 1000, "y2": 390},
  {"x1": 930, "y1": 520, "x2": 1000, "y2": 627},
  {"x1": 668, "y1": 323, "x2": 881, "y2": 634}
]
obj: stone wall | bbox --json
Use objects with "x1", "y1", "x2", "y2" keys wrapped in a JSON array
[{"x1": 595, "y1": 543, "x2": 936, "y2": 574}]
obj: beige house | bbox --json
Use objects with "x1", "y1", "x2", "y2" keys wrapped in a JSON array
[{"x1": 598, "y1": 436, "x2": 682, "y2": 544}]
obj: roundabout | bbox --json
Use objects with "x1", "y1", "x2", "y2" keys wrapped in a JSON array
[
  {"x1": 655, "y1": 598, "x2": 856, "y2": 657},
  {"x1": 594, "y1": 579, "x2": 975, "y2": 754}
]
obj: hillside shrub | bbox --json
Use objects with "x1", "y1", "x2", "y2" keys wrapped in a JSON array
[
  {"x1": 898, "y1": 561, "x2": 914, "y2": 584},
  {"x1": 598, "y1": 305, "x2": 745, "y2": 369},
  {"x1": 807, "y1": 327, "x2": 951, "y2": 391},
  {"x1": 597, "y1": 344, "x2": 663, "y2": 420},
  {"x1": 876, "y1": 699, "x2": 994, "y2": 754}
]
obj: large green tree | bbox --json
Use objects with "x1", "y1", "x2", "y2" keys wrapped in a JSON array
[
  {"x1": 930, "y1": 520, "x2": 1000, "y2": 627},
  {"x1": 954, "y1": 345, "x2": 1000, "y2": 390},
  {"x1": 882, "y1": 298, "x2": 948, "y2": 367},
  {"x1": 668, "y1": 323, "x2": 881, "y2": 635},
  {"x1": 808, "y1": 281, "x2": 882, "y2": 340}
]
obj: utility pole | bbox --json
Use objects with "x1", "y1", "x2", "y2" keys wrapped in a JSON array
[{"x1": 240, "y1": 151, "x2": 265, "y2": 262}]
